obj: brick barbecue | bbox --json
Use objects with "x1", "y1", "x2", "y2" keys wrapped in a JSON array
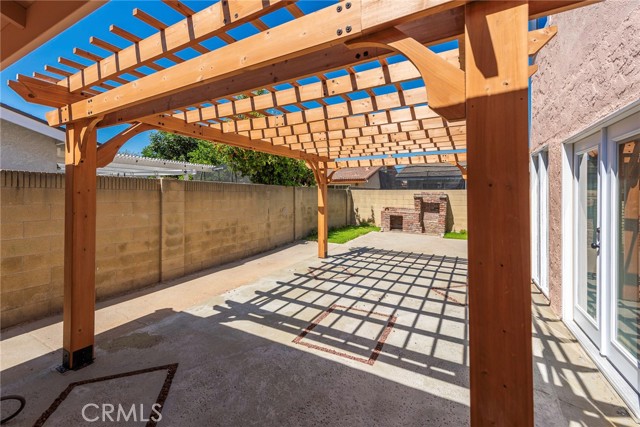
[{"x1": 381, "y1": 193, "x2": 450, "y2": 236}]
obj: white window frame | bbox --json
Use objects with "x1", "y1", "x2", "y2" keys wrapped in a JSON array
[{"x1": 531, "y1": 149, "x2": 549, "y2": 296}]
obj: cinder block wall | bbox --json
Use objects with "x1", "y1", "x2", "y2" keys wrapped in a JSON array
[
  {"x1": 1, "y1": 172, "x2": 468, "y2": 327},
  {"x1": 350, "y1": 189, "x2": 467, "y2": 231},
  {"x1": 96, "y1": 177, "x2": 161, "y2": 299},
  {"x1": 0, "y1": 171, "x2": 351, "y2": 327}
]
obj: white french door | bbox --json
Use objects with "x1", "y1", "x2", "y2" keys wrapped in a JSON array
[
  {"x1": 565, "y1": 106, "x2": 640, "y2": 418},
  {"x1": 573, "y1": 137, "x2": 602, "y2": 346},
  {"x1": 606, "y1": 117, "x2": 639, "y2": 394}
]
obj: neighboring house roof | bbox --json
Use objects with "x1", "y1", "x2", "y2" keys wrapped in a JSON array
[
  {"x1": 396, "y1": 164, "x2": 465, "y2": 179},
  {"x1": 1, "y1": 103, "x2": 221, "y2": 177},
  {"x1": 88, "y1": 154, "x2": 225, "y2": 177},
  {"x1": 329, "y1": 166, "x2": 381, "y2": 183}
]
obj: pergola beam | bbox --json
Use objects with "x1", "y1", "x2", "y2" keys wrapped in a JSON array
[
  {"x1": 139, "y1": 114, "x2": 328, "y2": 163},
  {"x1": 8, "y1": 74, "x2": 90, "y2": 108},
  {"x1": 93, "y1": 15, "x2": 458, "y2": 127}
]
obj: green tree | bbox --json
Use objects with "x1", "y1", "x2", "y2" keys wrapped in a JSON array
[
  {"x1": 187, "y1": 140, "x2": 223, "y2": 165},
  {"x1": 214, "y1": 145, "x2": 315, "y2": 186},
  {"x1": 140, "y1": 131, "x2": 315, "y2": 186},
  {"x1": 141, "y1": 132, "x2": 202, "y2": 161}
]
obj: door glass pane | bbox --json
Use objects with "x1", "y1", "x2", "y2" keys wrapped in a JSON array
[
  {"x1": 577, "y1": 149, "x2": 599, "y2": 320},
  {"x1": 617, "y1": 140, "x2": 639, "y2": 360}
]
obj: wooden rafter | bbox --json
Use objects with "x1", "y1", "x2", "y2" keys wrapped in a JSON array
[
  {"x1": 56, "y1": 0, "x2": 291, "y2": 93},
  {"x1": 311, "y1": 139, "x2": 466, "y2": 159},
  {"x1": 179, "y1": 51, "x2": 459, "y2": 123},
  {"x1": 40, "y1": 1, "x2": 587, "y2": 128},
  {"x1": 328, "y1": 151, "x2": 468, "y2": 169},
  {"x1": 161, "y1": 1, "x2": 196, "y2": 17},
  {"x1": 45, "y1": 0, "x2": 469, "y2": 127},
  {"x1": 267, "y1": 134, "x2": 466, "y2": 159},
  {"x1": 216, "y1": 87, "x2": 434, "y2": 135},
  {"x1": 258, "y1": 123, "x2": 465, "y2": 148},
  {"x1": 528, "y1": 25, "x2": 558, "y2": 55}
]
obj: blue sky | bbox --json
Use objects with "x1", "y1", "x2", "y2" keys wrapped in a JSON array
[{"x1": 1, "y1": 1, "x2": 528, "y2": 156}]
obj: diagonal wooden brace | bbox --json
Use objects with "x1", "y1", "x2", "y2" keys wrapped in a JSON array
[
  {"x1": 96, "y1": 123, "x2": 153, "y2": 168},
  {"x1": 346, "y1": 27, "x2": 465, "y2": 121}
]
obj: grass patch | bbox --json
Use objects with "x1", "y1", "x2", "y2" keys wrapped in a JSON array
[
  {"x1": 444, "y1": 230, "x2": 468, "y2": 240},
  {"x1": 306, "y1": 223, "x2": 380, "y2": 244}
]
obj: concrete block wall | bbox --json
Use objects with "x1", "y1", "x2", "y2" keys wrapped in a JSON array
[
  {"x1": 350, "y1": 189, "x2": 467, "y2": 231},
  {"x1": 1, "y1": 172, "x2": 468, "y2": 328},
  {"x1": 1, "y1": 171, "x2": 352, "y2": 327},
  {"x1": 294, "y1": 187, "x2": 350, "y2": 239},
  {"x1": 96, "y1": 177, "x2": 161, "y2": 298},
  {"x1": 1, "y1": 172, "x2": 65, "y2": 328}
]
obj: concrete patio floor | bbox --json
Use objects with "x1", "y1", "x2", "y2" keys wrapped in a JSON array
[{"x1": 0, "y1": 232, "x2": 635, "y2": 426}]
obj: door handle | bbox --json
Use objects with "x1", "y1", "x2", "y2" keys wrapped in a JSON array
[{"x1": 591, "y1": 227, "x2": 600, "y2": 250}]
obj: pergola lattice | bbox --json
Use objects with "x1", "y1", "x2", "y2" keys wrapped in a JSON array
[{"x1": 8, "y1": 1, "x2": 592, "y2": 425}]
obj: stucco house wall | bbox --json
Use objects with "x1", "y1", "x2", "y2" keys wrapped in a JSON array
[
  {"x1": 530, "y1": 1, "x2": 640, "y2": 316},
  {"x1": 0, "y1": 118, "x2": 60, "y2": 173}
]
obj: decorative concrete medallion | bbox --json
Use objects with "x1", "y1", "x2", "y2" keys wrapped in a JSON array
[
  {"x1": 33, "y1": 364, "x2": 178, "y2": 427},
  {"x1": 293, "y1": 304, "x2": 396, "y2": 365}
]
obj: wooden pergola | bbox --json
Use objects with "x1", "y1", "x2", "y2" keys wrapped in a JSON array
[{"x1": 9, "y1": 1, "x2": 593, "y2": 425}]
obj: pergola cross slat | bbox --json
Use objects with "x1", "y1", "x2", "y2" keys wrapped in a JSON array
[{"x1": 8, "y1": 1, "x2": 595, "y2": 425}]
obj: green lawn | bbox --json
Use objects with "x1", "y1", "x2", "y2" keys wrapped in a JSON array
[
  {"x1": 306, "y1": 223, "x2": 380, "y2": 244},
  {"x1": 444, "y1": 230, "x2": 468, "y2": 240}
]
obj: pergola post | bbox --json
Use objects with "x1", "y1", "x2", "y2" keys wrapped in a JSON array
[
  {"x1": 316, "y1": 161, "x2": 329, "y2": 258},
  {"x1": 465, "y1": 2, "x2": 533, "y2": 426},
  {"x1": 62, "y1": 119, "x2": 99, "y2": 370}
]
